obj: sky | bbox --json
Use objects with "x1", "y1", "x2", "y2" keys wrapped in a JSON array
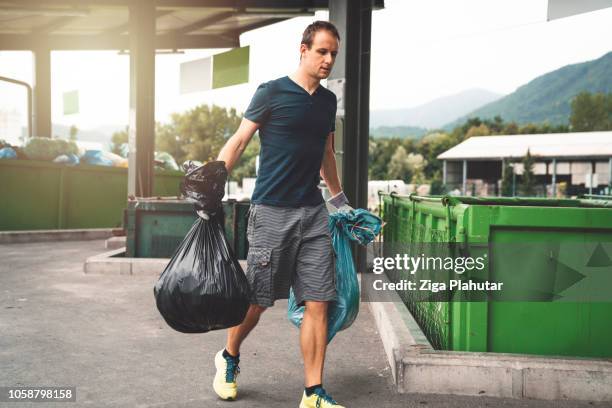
[{"x1": 0, "y1": 0, "x2": 611, "y2": 141}]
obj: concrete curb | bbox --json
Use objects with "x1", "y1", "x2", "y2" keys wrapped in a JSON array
[
  {"x1": 363, "y1": 272, "x2": 612, "y2": 402},
  {"x1": 0, "y1": 228, "x2": 119, "y2": 244},
  {"x1": 84, "y1": 248, "x2": 248, "y2": 276},
  {"x1": 84, "y1": 248, "x2": 169, "y2": 275},
  {"x1": 105, "y1": 236, "x2": 126, "y2": 249}
]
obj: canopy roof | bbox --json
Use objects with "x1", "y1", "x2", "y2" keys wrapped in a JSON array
[
  {"x1": 437, "y1": 131, "x2": 612, "y2": 161},
  {"x1": 0, "y1": 0, "x2": 387, "y2": 50}
]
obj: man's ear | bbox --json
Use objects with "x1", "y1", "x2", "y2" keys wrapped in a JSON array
[{"x1": 299, "y1": 43, "x2": 308, "y2": 60}]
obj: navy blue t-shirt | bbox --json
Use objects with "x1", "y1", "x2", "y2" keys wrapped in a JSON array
[{"x1": 244, "y1": 76, "x2": 337, "y2": 207}]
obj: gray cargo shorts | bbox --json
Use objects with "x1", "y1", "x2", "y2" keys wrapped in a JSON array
[{"x1": 245, "y1": 202, "x2": 337, "y2": 307}]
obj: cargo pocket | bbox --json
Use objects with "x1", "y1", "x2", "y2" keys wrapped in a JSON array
[{"x1": 246, "y1": 247, "x2": 272, "y2": 302}]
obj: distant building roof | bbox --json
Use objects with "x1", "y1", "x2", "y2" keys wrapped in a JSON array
[{"x1": 437, "y1": 131, "x2": 612, "y2": 161}]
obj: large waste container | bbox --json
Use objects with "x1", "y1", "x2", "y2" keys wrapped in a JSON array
[
  {"x1": 380, "y1": 193, "x2": 612, "y2": 358},
  {"x1": 0, "y1": 159, "x2": 183, "y2": 230},
  {"x1": 125, "y1": 198, "x2": 250, "y2": 259}
]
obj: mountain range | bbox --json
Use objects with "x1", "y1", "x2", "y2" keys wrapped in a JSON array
[
  {"x1": 370, "y1": 50, "x2": 612, "y2": 136},
  {"x1": 452, "y1": 51, "x2": 612, "y2": 127},
  {"x1": 369, "y1": 88, "x2": 502, "y2": 130}
]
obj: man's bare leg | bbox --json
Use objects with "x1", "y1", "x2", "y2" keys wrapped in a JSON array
[
  {"x1": 300, "y1": 300, "x2": 328, "y2": 387},
  {"x1": 225, "y1": 304, "x2": 267, "y2": 356},
  {"x1": 214, "y1": 304, "x2": 266, "y2": 400}
]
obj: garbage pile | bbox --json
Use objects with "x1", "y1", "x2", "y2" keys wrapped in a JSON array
[{"x1": 0, "y1": 137, "x2": 181, "y2": 171}]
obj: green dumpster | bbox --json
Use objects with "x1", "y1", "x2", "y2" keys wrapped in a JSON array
[
  {"x1": 0, "y1": 159, "x2": 184, "y2": 230},
  {"x1": 380, "y1": 193, "x2": 612, "y2": 358},
  {"x1": 125, "y1": 198, "x2": 250, "y2": 259}
]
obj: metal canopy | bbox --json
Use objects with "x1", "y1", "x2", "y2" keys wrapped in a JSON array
[
  {"x1": 0, "y1": 0, "x2": 331, "y2": 50},
  {"x1": 438, "y1": 131, "x2": 612, "y2": 161}
]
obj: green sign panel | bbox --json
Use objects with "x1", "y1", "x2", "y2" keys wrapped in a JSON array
[
  {"x1": 63, "y1": 90, "x2": 79, "y2": 115},
  {"x1": 212, "y1": 46, "x2": 249, "y2": 89}
]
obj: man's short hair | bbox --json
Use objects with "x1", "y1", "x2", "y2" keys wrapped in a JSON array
[{"x1": 301, "y1": 20, "x2": 340, "y2": 48}]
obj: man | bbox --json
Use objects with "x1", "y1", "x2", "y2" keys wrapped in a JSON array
[{"x1": 214, "y1": 20, "x2": 351, "y2": 408}]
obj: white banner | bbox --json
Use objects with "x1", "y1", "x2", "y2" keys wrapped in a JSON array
[{"x1": 179, "y1": 57, "x2": 212, "y2": 94}]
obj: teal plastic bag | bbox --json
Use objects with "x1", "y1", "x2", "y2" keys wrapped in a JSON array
[{"x1": 287, "y1": 208, "x2": 382, "y2": 343}]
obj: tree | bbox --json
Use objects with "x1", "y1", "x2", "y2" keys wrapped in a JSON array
[
  {"x1": 156, "y1": 122, "x2": 184, "y2": 165},
  {"x1": 368, "y1": 137, "x2": 402, "y2": 180},
  {"x1": 416, "y1": 132, "x2": 458, "y2": 179},
  {"x1": 489, "y1": 115, "x2": 504, "y2": 134},
  {"x1": 429, "y1": 170, "x2": 447, "y2": 195},
  {"x1": 108, "y1": 105, "x2": 251, "y2": 178},
  {"x1": 570, "y1": 92, "x2": 612, "y2": 131},
  {"x1": 518, "y1": 123, "x2": 540, "y2": 134},
  {"x1": 111, "y1": 126, "x2": 128, "y2": 156},
  {"x1": 502, "y1": 122, "x2": 519, "y2": 135},
  {"x1": 501, "y1": 161, "x2": 514, "y2": 196},
  {"x1": 465, "y1": 124, "x2": 491, "y2": 138},
  {"x1": 407, "y1": 152, "x2": 427, "y2": 184},
  {"x1": 163, "y1": 105, "x2": 241, "y2": 165},
  {"x1": 519, "y1": 149, "x2": 536, "y2": 196},
  {"x1": 388, "y1": 145, "x2": 413, "y2": 181},
  {"x1": 458, "y1": 117, "x2": 483, "y2": 138}
]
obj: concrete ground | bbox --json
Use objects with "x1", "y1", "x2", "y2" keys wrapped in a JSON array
[{"x1": 0, "y1": 240, "x2": 610, "y2": 408}]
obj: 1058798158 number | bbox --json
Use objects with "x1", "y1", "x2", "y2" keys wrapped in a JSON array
[{"x1": 0, "y1": 387, "x2": 76, "y2": 402}]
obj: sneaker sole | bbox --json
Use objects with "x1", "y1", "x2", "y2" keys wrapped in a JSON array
[
  {"x1": 213, "y1": 379, "x2": 237, "y2": 400},
  {"x1": 213, "y1": 351, "x2": 238, "y2": 400}
]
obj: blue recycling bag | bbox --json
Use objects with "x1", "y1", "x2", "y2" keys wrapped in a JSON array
[
  {"x1": 81, "y1": 150, "x2": 114, "y2": 166},
  {"x1": 287, "y1": 208, "x2": 382, "y2": 343},
  {"x1": 0, "y1": 147, "x2": 17, "y2": 159}
]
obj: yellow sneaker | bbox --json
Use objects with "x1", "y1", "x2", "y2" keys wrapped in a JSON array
[
  {"x1": 299, "y1": 388, "x2": 345, "y2": 408},
  {"x1": 213, "y1": 349, "x2": 239, "y2": 400}
]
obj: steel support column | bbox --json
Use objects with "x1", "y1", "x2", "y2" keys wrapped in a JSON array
[
  {"x1": 589, "y1": 161, "x2": 595, "y2": 195},
  {"x1": 609, "y1": 157, "x2": 612, "y2": 194},
  {"x1": 462, "y1": 160, "x2": 467, "y2": 195},
  {"x1": 499, "y1": 158, "x2": 505, "y2": 197},
  {"x1": 127, "y1": 0, "x2": 156, "y2": 197},
  {"x1": 32, "y1": 47, "x2": 51, "y2": 137},
  {"x1": 329, "y1": 0, "x2": 373, "y2": 273},
  {"x1": 442, "y1": 160, "x2": 447, "y2": 185},
  {"x1": 551, "y1": 158, "x2": 557, "y2": 197}
]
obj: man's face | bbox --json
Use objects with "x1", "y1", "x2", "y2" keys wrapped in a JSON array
[{"x1": 300, "y1": 30, "x2": 339, "y2": 79}]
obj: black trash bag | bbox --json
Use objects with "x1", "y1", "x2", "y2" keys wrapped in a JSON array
[
  {"x1": 180, "y1": 160, "x2": 228, "y2": 212},
  {"x1": 154, "y1": 161, "x2": 250, "y2": 333}
]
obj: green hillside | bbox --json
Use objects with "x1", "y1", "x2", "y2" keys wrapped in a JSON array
[
  {"x1": 370, "y1": 125, "x2": 428, "y2": 139},
  {"x1": 454, "y1": 51, "x2": 612, "y2": 126}
]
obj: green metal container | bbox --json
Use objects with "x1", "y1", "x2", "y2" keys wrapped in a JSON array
[
  {"x1": 0, "y1": 159, "x2": 183, "y2": 230},
  {"x1": 380, "y1": 193, "x2": 612, "y2": 358},
  {"x1": 125, "y1": 198, "x2": 250, "y2": 259}
]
